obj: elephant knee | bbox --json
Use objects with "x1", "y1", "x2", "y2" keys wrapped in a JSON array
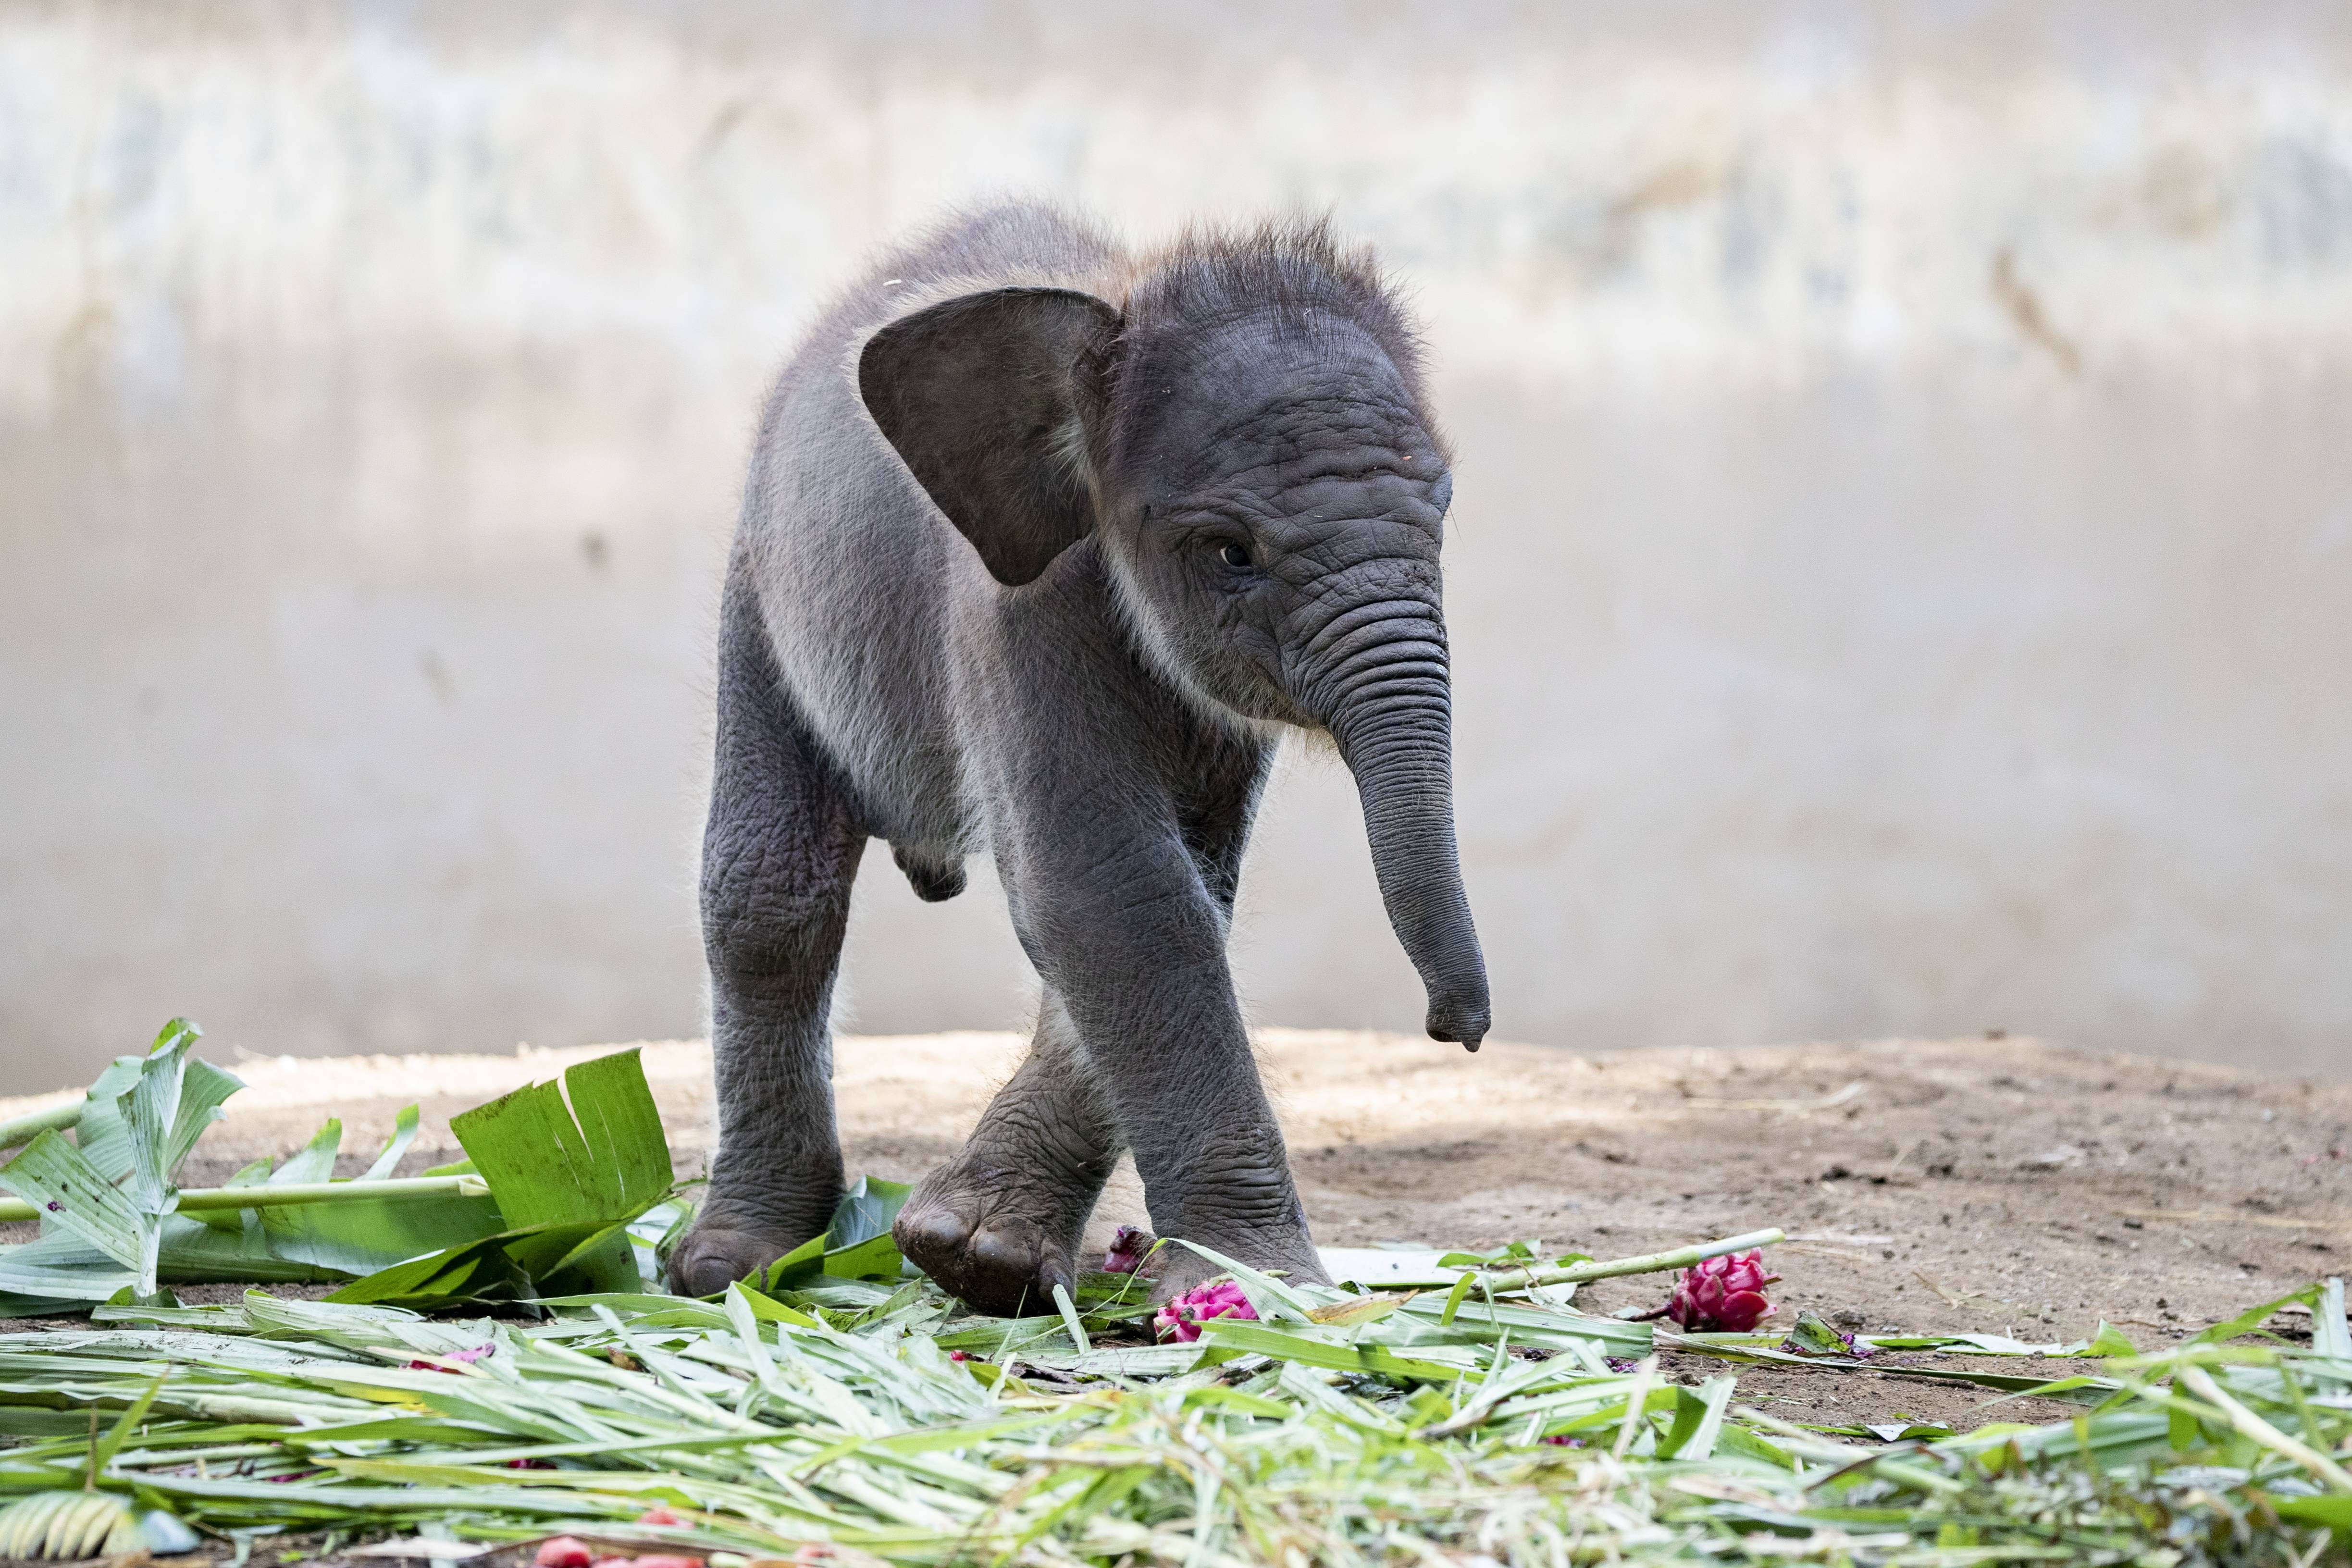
[{"x1": 700, "y1": 822, "x2": 847, "y2": 981}]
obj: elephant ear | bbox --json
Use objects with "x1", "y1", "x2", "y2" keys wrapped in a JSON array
[{"x1": 858, "y1": 286, "x2": 1120, "y2": 587}]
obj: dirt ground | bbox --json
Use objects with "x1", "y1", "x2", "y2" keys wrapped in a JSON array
[{"x1": 7, "y1": 1028, "x2": 2345, "y2": 1432}]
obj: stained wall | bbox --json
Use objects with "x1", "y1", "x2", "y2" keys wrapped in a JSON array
[{"x1": 4, "y1": 2, "x2": 2349, "y2": 1083}]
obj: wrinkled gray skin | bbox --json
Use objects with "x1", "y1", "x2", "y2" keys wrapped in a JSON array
[{"x1": 669, "y1": 204, "x2": 1489, "y2": 1313}]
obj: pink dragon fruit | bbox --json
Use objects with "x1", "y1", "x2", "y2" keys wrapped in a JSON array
[
  {"x1": 1102, "y1": 1225, "x2": 1159, "y2": 1275},
  {"x1": 1152, "y1": 1278, "x2": 1258, "y2": 1343},
  {"x1": 1663, "y1": 1250, "x2": 1779, "y2": 1332}
]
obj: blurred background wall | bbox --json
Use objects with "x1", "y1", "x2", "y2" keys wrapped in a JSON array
[{"x1": 5, "y1": 0, "x2": 2350, "y2": 1086}]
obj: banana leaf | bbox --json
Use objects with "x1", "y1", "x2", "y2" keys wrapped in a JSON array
[
  {"x1": 327, "y1": 1048, "x2": 679, "y2": 1308},
  {"x1": 748, "y1": 1176, "x2": 913, "y2": 1292},
  {"x1": 0, "y1": 1022, "x2": 509, "y2": 1309}
]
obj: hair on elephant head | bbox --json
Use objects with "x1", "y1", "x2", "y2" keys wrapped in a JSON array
[{"x1": 858, "y1": 220, "x2": 1488, "y2": 1049}]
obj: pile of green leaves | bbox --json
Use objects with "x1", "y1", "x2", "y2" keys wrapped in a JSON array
[
  {"x1": 0, "y1": 1021, "x2": 685, "y2": 1315},
  {"x1": 0, "y1": 1020, "x2": 467, "y2": 1311},
  {"x1": 1, "y1": 1266, "x2": 2348, "y2": 1566},
  {"x1": 1, "y1": 1023, "x2": 939, "y2": 1321},
  {"x1": 326, "y1": 1047, "x2": 681, "y2": 1311},
  {"x1": 7, "y1": 1022, "x2": 2352, "y2": 1565}
]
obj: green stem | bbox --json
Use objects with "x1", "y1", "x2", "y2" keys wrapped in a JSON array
[
  {"x1": 0, "y1": 1100, "x2": 83, "y2": 1151},
  {"x1": 0, "y1": 1173, "x2": 489, "y2": 1225},
  {"x1": 2177, "y1": 1364, "x2": 2352, "y2": 1494},
  {"x1": 1481, "y1": 1228, "x2": 1785, "y2": 1294}
]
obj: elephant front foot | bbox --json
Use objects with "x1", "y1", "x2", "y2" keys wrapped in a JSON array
[
  {"x1": 894, "y1": 1155, "x2": 1107, "y2": 1317},
  {"x1": 668, "y1": 1223, "x2": 801, "y2": 1297}
]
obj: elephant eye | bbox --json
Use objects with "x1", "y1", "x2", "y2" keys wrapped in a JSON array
[{"x1": 1218, "y1": 541, "x2": 1253, "y2": 569}]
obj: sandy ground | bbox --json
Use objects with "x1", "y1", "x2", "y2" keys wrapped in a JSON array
[{"x1": 6, "y1": 1028, "x2": 2345, "y2": 1430}]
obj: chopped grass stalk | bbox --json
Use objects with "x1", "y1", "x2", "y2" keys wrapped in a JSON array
[
  {"x1": 0, "y1": 1174, "x2": 493, "y2": 1225},
  {"x1": 1478, "y1": 1227, "x2": 1788, "y2": 1294},
  {"x1": 2175, "y1": 1362, "x2": 2352, "y2": 1494},
  {"x1": 0, "y1": 1103, "x2": 82, "y2": 1155}
]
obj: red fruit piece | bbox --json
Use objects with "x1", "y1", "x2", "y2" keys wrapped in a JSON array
[
  {"x1": 1663, "y1": 1250, "x2": 1781, "y2": 1333},
  {"x1": 637, "y1": 1506, "x2": 687, "y2": 1526},
  {"x1": 534, "y1": 1538, "x2": 594, "y2": 1568},
  {"x1": 1151, "y1": 1279, "x2": 1257, "y2": 1343}
]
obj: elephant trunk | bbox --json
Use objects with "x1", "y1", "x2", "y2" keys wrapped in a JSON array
[{"x1": 1312, "y1": 609, "x2": 1491, "y2": 1050}]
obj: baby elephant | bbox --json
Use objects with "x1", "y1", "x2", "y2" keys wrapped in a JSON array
[{"x1": 670, "y1": 203, "x2": 1489, "y2": 1311}]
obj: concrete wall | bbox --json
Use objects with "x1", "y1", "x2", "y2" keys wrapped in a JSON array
[{"x1": 4, "y1": 0, "x2": 2350, "y2": 1086}]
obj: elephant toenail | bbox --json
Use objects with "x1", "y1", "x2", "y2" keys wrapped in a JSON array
[
  {"x1": 679, "y1": 1250, "x2": 744, "y2": 1297},
  {"x1": 903, "y1": 1209, "x2": 970, "y2": 1254},
  {"x1": 970, "y1": 1228, "x2": 1030, "y2": 1271}
]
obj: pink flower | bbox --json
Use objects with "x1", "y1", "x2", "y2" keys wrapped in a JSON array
[
  {"x1": 1102, "y1": 1225, "x2": 1159, "y2": 1274},
  {"x1": 1153, "y1": 1278, "x2": 1257, "y2": 1343},
  {"x1": 406, "y1": 1344, "x2": 494, "y2": 1372},
  {"x1": 1663, "y1": 1250, "x2": 1779, "y2": 1332}
]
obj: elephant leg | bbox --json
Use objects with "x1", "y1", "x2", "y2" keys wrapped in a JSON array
[
  {"x1": 894, "y1": 751, "x2": 1286, "y2": 1310},
  {"x1": 893, "y1": 990, "x2": 1124, "y2": 1315},
  {"x1": 670, "y1": 571, "x2": 866, "y2": 1297},
  {"x1": 1001, "y1": 808, "x2": 1327, "y2": 1301}
]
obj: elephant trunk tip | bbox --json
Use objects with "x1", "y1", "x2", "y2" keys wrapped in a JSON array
[{"x1": 1424, "y1": 990, "x2": 1490, "y2": 1054}]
